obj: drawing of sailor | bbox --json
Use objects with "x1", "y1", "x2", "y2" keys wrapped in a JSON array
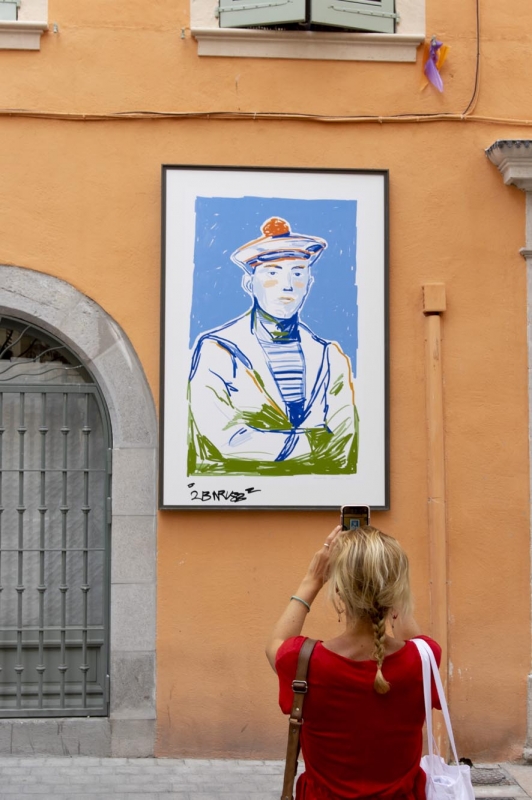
[{"x1": 187, "y1": 216, "x2": 359, "y2": 476}]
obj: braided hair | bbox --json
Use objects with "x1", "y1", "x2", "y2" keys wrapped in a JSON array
[
  {"x1": 328, "y1": 526, "x2": 412, "y2": 695},
  {"x1": 368, "y1": 607, "x2": 390, "y2": 694}
]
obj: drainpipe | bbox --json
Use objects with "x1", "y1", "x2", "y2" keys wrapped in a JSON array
[
  {"x1": 423, "y1": 283, "x2": 448, "y2": 753},
  {"x1": 423, "y1": 284, "x2": 448, "y2": 672}
]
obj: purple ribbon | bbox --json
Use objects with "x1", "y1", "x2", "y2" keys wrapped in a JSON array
[{"x1": 424, "y1": 39, "x2": 444, "y2": 92}]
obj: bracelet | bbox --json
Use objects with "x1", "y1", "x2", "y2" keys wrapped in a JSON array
[{"x1": 290, "y1": 595, "x2": 311, "y2": 612}]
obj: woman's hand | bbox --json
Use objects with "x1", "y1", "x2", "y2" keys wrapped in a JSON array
[
  {"x1": 265, "y1": 525, "x2": 344, "y2": 671},
  {"x1": 301, "y1": 524, "x2": 343, "y2": 592}
]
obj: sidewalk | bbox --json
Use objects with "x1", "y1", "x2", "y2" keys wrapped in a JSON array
[{"x1": 0, "y1": 758, "x2": 531, "y2": 800}]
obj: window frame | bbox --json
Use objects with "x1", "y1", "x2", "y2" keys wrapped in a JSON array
[
  {"x1": 192, "y1": 0, "x2": 424, "y2": 61},
  {"x1": 0, "y1": 0, "x2": 47, "y2": 50}
]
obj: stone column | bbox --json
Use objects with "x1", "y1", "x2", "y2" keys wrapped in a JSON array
[{"x1": 486, "y1": 140, "x2": 532, "y2": 760}]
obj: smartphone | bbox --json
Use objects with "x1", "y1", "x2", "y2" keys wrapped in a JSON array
[{"x1": 340, "y1": 505, "x2": 370, "y2": 531}]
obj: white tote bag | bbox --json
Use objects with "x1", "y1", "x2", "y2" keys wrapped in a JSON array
[{"x1": 412, "y1": 638, "x2": 475, "y2": 800}]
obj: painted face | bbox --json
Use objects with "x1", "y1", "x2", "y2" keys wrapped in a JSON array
[{"x1": 249, "y1": 259, "x2": 313, "y2": 319}]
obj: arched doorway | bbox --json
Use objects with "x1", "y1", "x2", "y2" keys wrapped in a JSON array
[
  {"x1": 0, "y1": 266, "x2": 157, "y2": 756},
  {"x1": 0, "y1": 318, "x2": 111, "y2": 716}
]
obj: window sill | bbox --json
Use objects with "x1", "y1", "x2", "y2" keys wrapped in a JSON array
[
  {"x1": 0, "y1": 19, "x2": 47, "y2": 50},
  {"x1": 192, "y1": 27, "x2": 424, "y2": 61}
]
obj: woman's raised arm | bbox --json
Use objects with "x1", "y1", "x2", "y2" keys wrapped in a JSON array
[{"x1": 265, "y1": 525, "x2": 343, "y2": 671}]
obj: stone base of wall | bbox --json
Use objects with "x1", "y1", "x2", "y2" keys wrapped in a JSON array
[{"x1": 0, "y1": 718, "x2": 155, "y2": 757}]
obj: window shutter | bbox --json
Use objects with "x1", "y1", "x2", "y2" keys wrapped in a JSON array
[
  {"x1": 310, "y1": 0, "x2": 397, "y2": 32},
  {"x1": 218, "y1": 0, "x2": 305, "y2": 28},
  {"x1": 0, "y1": 0, "x2": 19, "y2": 21}
]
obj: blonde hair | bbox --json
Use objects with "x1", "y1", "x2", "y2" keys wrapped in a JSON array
[{"x1": 328, "y1": 525, "x2": 412, "y2": 695}]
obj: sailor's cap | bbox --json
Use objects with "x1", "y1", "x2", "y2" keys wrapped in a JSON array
[{"x1": 230, "y1": 217, "x2": 328, "y2": 274}]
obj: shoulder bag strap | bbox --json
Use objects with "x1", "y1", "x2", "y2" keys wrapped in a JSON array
[
  {"x1": 280, "y1": 638, "x2": 318, "y2": 800},
  {"x1": 412, "y1": 637, "x2": 460, "y2": 766}
]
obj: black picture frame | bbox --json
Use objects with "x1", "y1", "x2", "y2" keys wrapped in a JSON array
[{"x1": 159, "y1": 165, "x2": 389, "y2": 510}]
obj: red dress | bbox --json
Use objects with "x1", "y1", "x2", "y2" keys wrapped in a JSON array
[{"x1": 276, "y1": 635, "x2": 441, "y2": 800}]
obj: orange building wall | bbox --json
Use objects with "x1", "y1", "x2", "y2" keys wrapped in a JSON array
[{"x1": 0, "y1": 0, "x2": 531, "y2": 761}]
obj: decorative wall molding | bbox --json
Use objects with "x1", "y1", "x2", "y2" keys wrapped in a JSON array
[
  {"x1": 486, "y1": 140, "x2": 532, "y2": 191},
  {"x1": 0, "y1": 20, "x2": 47, "y2": 50},
  {"x1": 192, "y1": 27, "x2": 424, "y2": 61}
]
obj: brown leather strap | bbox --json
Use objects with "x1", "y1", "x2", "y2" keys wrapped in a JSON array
[{"x1": 280, "y1": 638, "x2": 318, "y2": 800}]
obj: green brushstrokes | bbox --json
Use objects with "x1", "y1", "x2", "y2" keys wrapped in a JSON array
[
  {"x1": 329, "y1": 375, "x2": 344, "y2": 397},
  {"x1": 187, "y1": 356, "x2": 359, "y2": 477},
  {"x1": 230, "y1": 403, "x2": 293, "y2": 432},
  {"x1": 187, "y1": 405, "x2": 359, "y2": 477}
]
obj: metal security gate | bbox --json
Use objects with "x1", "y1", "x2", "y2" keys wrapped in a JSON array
[{"x1": 0, "y1": 319, "x2": 111, "y2": 716}]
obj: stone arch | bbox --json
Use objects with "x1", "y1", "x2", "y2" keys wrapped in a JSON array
[{"x1": 0, "y1": 264, "x2": 157, "y2": 757}]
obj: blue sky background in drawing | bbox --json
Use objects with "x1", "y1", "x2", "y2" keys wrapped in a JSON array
[{"x1": 189, "y1": 195, "x2": 358, "y2": 375}]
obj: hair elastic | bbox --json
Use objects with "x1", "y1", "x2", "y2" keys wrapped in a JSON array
[{"x1": 290, "y1": 595, "x2": 311, "y2": 612}]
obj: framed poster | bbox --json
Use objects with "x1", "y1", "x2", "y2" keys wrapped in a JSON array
[{"x1": 160, "y1": 166, "x2": 388, "y2": 510}]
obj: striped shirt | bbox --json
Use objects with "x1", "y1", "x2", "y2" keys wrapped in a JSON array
[{"x1": 255, "y1": 312, "x2": 306, "y2": 426}]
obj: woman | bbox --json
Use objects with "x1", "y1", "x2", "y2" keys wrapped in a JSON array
[{"x1": 266, "y1": 524, "x2": 441, "y2": 800}]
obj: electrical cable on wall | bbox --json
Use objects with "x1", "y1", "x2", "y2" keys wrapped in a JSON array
[
  {"x1": 0, "y1": 0, "x2": 506, "y2": 128},
  {"x1": 461, "y1": 0, "x2": 481, "y2": 116}
]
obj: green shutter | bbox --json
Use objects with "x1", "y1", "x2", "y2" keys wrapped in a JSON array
[
  {"x1": 310, "y1": 0, "x2": 397, "y2": 32},
  {"x1": 0, "y1": 0, "x2": 19, "y2": 21},
  {"x1": 218, "y1": 0, "x2": 306, "y2": 28}
]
